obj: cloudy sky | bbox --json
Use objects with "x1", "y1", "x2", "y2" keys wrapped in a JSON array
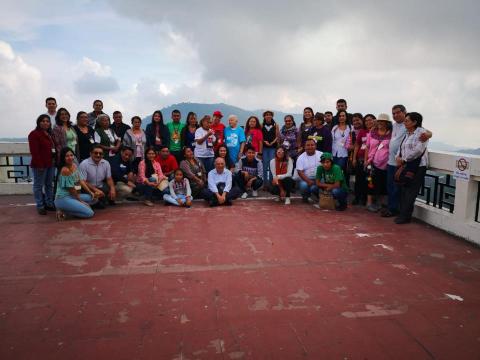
[{"x1": 1, "y1": 0, "x2": 479, "y2": 147}]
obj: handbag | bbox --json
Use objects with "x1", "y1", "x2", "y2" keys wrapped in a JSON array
[
  {"x1": 394, "y1": 136, "x2": 426, "y2": 187},
  {"x1": 319, "y1": 191, "x2": 336, "y2": 210}
]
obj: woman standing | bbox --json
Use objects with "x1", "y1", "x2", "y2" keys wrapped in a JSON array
[
  {"x1": 54, "y1": 147, "x2": 95, "y2": 220},
  {"x1": 181, "y1": 111, "x2": 198, "y2": 151},
  {"x1": 179, "y1": 147, "x2": 207, "y2": 198},
  {"x1": 261, "y1": 110, "x2": 278, "y2": 189},
  {"x1": 145, "y1": 110, "x2": 170, "y2": 152},
  {"x1": 28, "y1": 114, "x2": 56, "y2": 215},
  {"x1": 52, "y1": 108, "x2": 79, "y2": 163},
  {"x1": 364, "y1": 113, "x2": 392, "y2": 212},
  {"x1": 244, "y1": 116, "x2": 263, "y2": 155},
  {"x1": 331, "y1": 110, "x2": 352, "y2": 176},
  {"x1": 123, "y1": 116, "x2": 147, "y2": 172},
  {"x1": 74, "y1": 111, "x2": 95, "y2": 162},
  {"x1": 395, "y1": 112, "x2": 429, "y2": 224},
  {"x1": 194, "y1": 115, "x2": 216, "y2": 173},
  {"x1": 351, "y1": 114, "x2": 375, "y2": 205},
  {"x1": 94, "y1": 114, "x2": 121, "y2": 161},
  {"x1": 298, "y1": 107, "x2": 315, "y2": 154},
  {"x1": 270, "y1": 147, "x2": 294, "y2": 205},
  {"x1": 137, "y1": 146, "x2": 168, "y2": 206},
  {"x1": 277, "y1": 115, "x2": 299, "y2": 163}
]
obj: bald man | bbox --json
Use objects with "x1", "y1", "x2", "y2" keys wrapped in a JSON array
[{"x1": 202, "y1": 157, "x2": 241, "y2": 206}]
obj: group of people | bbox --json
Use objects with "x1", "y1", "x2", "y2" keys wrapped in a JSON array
[{"x1": 28, "y1": 97, "x2": 431, "y2": 224}]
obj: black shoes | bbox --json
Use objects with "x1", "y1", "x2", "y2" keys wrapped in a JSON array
[
  {"x1": 37, "y1": 208, "x2": 47, "y2": 215},
  {"x1": 394, "y1": 217, "x2": 411, "y2": 224},
  {"x1": 45, "y1": 205, "x2": 56, "y2": 211}
]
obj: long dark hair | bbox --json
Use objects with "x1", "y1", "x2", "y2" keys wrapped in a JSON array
[
  {"x1": 215, "y1": 144, "x2": 233, "y2": 168},
  {"x1": 55, "y1": 108, "x2": 72, "y2": 127},
  {"x1": 58, "y1": 147, "x2": 75, "y2": 170},
  {"x1": 245, "y1": 116, "x2": 261, "y2": 135},
  {"x1": 185, "y1": 112, "x2": 198, "y2": 127},
  {"x1": 150, "y1": 110, "x2": 165, "y2": 130},
  {"x1": 35, "y1": 114, "x2": 51, "y2": 132},
  {"x1": 303, "y1": 107, "x2": 314, "y2": 122},
  {"x1": 144, "y1": 146, "x2": 157, "y2": 178}
]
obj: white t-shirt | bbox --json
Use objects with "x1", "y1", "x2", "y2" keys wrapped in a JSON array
[
  {"x1": 194, "y1": 127, "x2": 215, "y2": 158},
  {"x1": 295, "y1": 150, "x2": 323, "y2": 179}
]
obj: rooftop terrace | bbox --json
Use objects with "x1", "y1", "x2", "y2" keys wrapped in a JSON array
[{"x1": 1, "y1": 196, "x2": 480, "y2": 359}]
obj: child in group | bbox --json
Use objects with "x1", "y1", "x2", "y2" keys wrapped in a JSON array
[{"x1": 163, "y1": 169, "x2": 193, "y2": 207}]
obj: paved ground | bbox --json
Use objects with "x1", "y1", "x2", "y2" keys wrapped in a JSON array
[{"x1": 1, "y1": 196, "x2": 480, "y2": 359}]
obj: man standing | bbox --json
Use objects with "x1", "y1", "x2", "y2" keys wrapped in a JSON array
[
  {"x1": 202, "y1": 157, "x2": 241, "y2": 206},
  {"x1": 108, "y1": 146, "x2": 137, "y2": 201},
  {"x1": 296, "y1": 139, "x2": 323, "y2": 202},
  {"x1": 224, "y1": 115, "x2": 246, "y2": 164},
  {"x1": 88, "y1": 99, "x2": 105, "y2": 128},
  {"x1": 332, "y1": 99, "x2": 353, "y2": 126},
  {"x1": 167, "y1": 109, "x2": 184, "y2": 163},
  {"x1": 110, "y1": 111, "x2": 130, "y2": 140},
  {"x1": 44, "y1": 97, "x2": 57, "y2": 123},
  {"x1": 382, "y1": 105, "x2": 432, "y2": 217},
  {"x1": 155, "y1": 145, "x2": 179, "y2": 180},
  {"x1": 324, "y1": 111, "x2": 333, "y2": 130},
  {"x1": 79, "y1": 144, "x2": 116, "y2": 208},
  {"x1": 211, "y1": 110, "x2": 225, "y2": 152}
]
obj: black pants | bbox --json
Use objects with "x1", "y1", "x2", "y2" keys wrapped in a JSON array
[
  {"x1": 201, "y1": 182, "x2": 241, "y2": 206},
  {"x1": 398, "y1": 166, "x2": 426, "y2": 220},
  {"x1": 235, "y1": 173, "x2": 263, "y2": 193},
  {"x1": 354, "y1": 160, "x2": 367, "y2": 204},
  {"x1": 271, "y1": 177, "x2": 294, "y2": 197}
]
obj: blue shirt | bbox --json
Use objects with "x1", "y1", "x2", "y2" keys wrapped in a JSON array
[
  {"x1": 208, "y1": 169, "x2": 233, "y2": 193},
  {"x1": 224, "y1": 127, "x2": 246, "y2": 163}
]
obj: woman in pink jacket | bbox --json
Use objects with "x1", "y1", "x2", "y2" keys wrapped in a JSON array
[
  {"x1": 137, "y1": 146, "x2": 167, "y2": 206},
  {"x1": 364, "y1": 113, "x2": 392, "y2": 212}
]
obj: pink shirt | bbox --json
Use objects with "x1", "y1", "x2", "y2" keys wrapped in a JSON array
[
  {"x1": 137, "y1": 160, "x2": 165, "y2": 184},
  {"x1": 366, "y1": 130, "x2": 391, "y2": 170}
]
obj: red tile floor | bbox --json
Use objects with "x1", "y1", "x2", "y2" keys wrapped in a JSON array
[{"x1": 1, "y1": 196, "x2": 480, "y2": 359}]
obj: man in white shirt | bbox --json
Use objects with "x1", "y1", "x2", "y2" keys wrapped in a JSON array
[
  {"x1": 202, "y1": 157, "x2": 241, "y2": 206},
  {"x1": 295, "y1": 139, "x2": 323, "y2": 202},
  {"x1": 44, "y1": 97, "x2": 57, "y2": 123}
]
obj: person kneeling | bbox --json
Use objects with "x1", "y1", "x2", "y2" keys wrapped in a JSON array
[
  {"x1": 316, "y1": 152, "x2": 348, "y2": 211},
  {"x1": 163, "y1": 169, "x2": 193, "y2": 207},
  {"x1": 202, "y1": 157, "x2": 241, "y2": 206},
  {"x1": 235, "y1": 145, "x2": 263, "y2": 199}
]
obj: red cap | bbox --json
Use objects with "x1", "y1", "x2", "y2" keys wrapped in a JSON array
[{"x1": 213, "y1": 110, "x2": 223, "y2": 118}]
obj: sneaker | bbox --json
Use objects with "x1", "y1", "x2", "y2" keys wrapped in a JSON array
[
  {"x1": 284, "y1": 197, "x2": 291, "y2": 205},
  {"x1": 367, "y1": 204, "x2": 379, "y2": 212},
  {"x1": 37, "y1": 207, "x2": 47, "y2": 215},
  {"x1": 252, "y1": 190, "x2": 258, "y2": 197},
  {"x1": 274, "y1": 197, "x2": 280, "y2": 202},
  {"x1": 380, "y1": 209, "x2": 396, "y2": 218},
  {"x1": 394, "y1": 217, "x2": 411, "y2": 224},
  {"x1": 302, "y1": 196, "x2": 309, "y2": 203},
  {"x1": 241, "y1": 192, "x2": 248, "y2": 199},
  {"x1": 92, "y1": 202, "x2": 106, "y2": 210},
  {"x1": 45, "y1": 204, "x2": 56, "y2": 211},
  {"x1": 144, "y1": 200, "x2": 154, "y2": 207}
]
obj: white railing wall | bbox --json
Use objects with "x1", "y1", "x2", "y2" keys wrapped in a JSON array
[{"x1": 1, "y1": 142, "x2": 479, "y2": 243}]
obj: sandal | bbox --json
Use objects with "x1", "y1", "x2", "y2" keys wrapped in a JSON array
[{"x1": 56, "y1": 210, "x2": 66, "y2": 222}]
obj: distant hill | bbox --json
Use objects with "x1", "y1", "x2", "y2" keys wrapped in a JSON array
[
  {"x1": 142, "y1": 102, "x2": 303, "y2": 126},
  {"x1": 458, "y1": 148, "x2": 480, "y2": 155}
]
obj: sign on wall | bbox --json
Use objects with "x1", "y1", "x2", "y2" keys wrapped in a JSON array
[{"x1": 453, "y1": 156, "x2": 471, "y2": 181}]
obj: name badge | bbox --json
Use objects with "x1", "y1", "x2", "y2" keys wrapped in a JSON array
[
  {"x1": 120, "y1": 164, "x2": 126, "y2": 169},
  {"x1": 74, "y1": 185, "x2": 81, "y2": 191},
  {"x1": 51, "y1": 148, "x2": 56, "y2": 154},
  {"x1": 361, "y1": 144, "x2": 367, "y2": 150},
  {"x1": 378, "y1": 143, "x2": 384, "y2": 150},
  {"x1": 197, "y1": 172, "x2": 202, "y2": 176},
  {"x1": 89, "y1": 138, "x2": 95, "y2": 144}
]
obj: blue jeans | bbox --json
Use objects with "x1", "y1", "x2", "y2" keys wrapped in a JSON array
[
  {"x1": 262, "y1": 147, "x2": 276, "y2": 185},
  {"x1": 163, "y1": 194, "x2": 192, "y2": 206},
  {"x1": 32, "y1": 167, "x2": 55, "y2": 209},
  {"x1": 332, "y1": 188, "x2": 348, "y2": 207},
  {"x1": 55, "y1": 194, "x2": 94, "y2": 218},
  {"x1": 198, "y1": 157, "x2": 214, "y2": 173},
  {"x1": 387, "y1": 165, "x2": 400, "y2": 212},
  {"x1": 333, "y1": 156, "x2": 348, "y2": 174},
  {"x1": 297, "y1": 179, "x2": 319, "y2": 199}
]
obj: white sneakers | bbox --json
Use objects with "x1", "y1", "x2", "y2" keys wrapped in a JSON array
[
  {"x1": 241, "y1": 192, "x2": 248, "y2": 199},
  {"x1": 252, "y1": 190, "x2": 258, "y2": 197},
  {"x1": 285, "y1": 197, "x2": 291, "y2": 205}
]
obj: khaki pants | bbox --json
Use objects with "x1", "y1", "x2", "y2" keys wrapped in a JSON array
[{"x1": 115, "y1": 182, "x2": 134, "y2": 200}]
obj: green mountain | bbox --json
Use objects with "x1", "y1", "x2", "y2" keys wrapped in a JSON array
[{"x1": 143, "y1": 102, "x2": 303, "y2": 126}]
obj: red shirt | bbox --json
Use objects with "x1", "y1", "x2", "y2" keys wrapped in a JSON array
[
  {"x1": 28, "y1": 129, "x2": 55, "y2": 168},
  {"x1": 210, "y1": 122, "x2": 225, "y2": 151},
  {"x1": 155, "y1": 154, "x2": 178, "y2": 174},
  {"x1": 245, "y1": 128, "x2": 263, "y2": 153}
]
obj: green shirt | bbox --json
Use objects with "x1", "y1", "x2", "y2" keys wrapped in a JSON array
[
  {"x1": 167, "y1": 122, "x2": 185, "y2": 152},
  {"x1": 315, "y1": 164, "x2": 348, "y2": 191}
]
